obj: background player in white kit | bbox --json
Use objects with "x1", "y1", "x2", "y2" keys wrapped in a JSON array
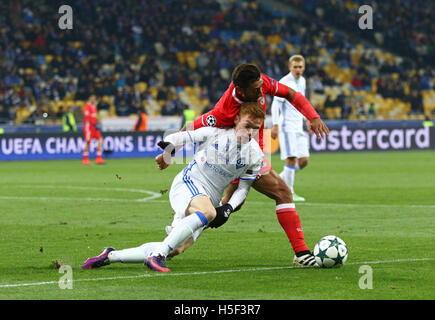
[
  {"x1": 271, "y1": 55, "x2": 312, "y2": 202},
  {"x1": 82, "y1": 102, "x2": 265, "y2": 272}
]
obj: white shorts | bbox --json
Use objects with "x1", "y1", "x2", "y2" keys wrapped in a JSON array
[
  {"x1": 168, "y1": 169, "x2": 207, "y2": 242},
  {"x1": 278, "y1": 131, "x2": 310, "y2": 160}
]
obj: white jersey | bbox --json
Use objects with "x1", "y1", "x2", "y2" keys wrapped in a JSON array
[
  {"x1": 164, "y1": 127, "x2": 264, "y2": 206},
  {"x1": 271, "y1": 73, "x2": 306, "y2": 133}
]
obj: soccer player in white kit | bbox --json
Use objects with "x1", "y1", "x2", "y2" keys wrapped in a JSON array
[
  {"x1": 271, "y1": 55, "x2": 312, "y2": 202},
  {"x1": 82, "y1": 102, "x2": 265, "y2": 272}
]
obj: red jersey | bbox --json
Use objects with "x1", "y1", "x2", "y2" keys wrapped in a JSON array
[
  {"x1": 193, "y1": 74, "x2": 319, "y2": 150},
  {"x1": 83, "y1": 102, "x2": 98, "y2": 129}
]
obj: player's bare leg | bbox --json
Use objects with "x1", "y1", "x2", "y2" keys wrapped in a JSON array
[
  {"x1": 95, "y1": 138, "x2": 105, "y2": 164},
  {"x1": 82, "y1": 142, "x2": 91, "y2": 165},
  {"x1": 297, "y1": 157, "x2": 309, "y2": 170},
  {"x1": 167, "y1": 237, "x2": 194, "y2": 259},
  {"x1": 252, "y1": 170, "x2": 316, "y2": 266},
  {"x1": 145, "y1": 195, "x2": 215, "y2": 272}
]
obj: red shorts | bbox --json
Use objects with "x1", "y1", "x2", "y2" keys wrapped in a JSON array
[
  {"x1": 231, "y1": 157, "x2": 272, "y2": 184},
  {"x1": 84, "y1": 127, "x2": 102, "y2": 143}
]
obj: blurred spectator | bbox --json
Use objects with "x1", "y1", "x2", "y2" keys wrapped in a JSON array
[
  {"x1": 0, "y1": 104, "x2": 9, "y2": 123},
  {"x1": 133, "y1": 106, "x2": 148, "y2": 131},
  {"x1": 407, "y1": 90, "x2": 424, "y2": 115},
  {"x1": 161, "y1": 95, "x2": 184, "y2": 116},
  {"x1": 61, "y1": 106, "x2": 77, "y2": 132},
  {"x1": 368, "y1": 103, "x2": 376, "y2": 120},
  {"x1": 341, "y1": 99, "x2": 352, "y2": 120},
  {"x1": 324, "y1": 95, "x2": 338, "y2": 110},
  {"x1": 355, "y1": 103, "x2": 366, "y2": 119},
  {"x1": 310, "y1": 75, "x2": 324, "y2": 94}
]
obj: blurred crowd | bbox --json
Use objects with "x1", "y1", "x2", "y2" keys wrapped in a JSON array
[
  {"x1": 0, "y1": 0, "x2": 433, "y2": 124},
  {"x1": 288, "y1": 0, "x2": 434, "y2": 68}
]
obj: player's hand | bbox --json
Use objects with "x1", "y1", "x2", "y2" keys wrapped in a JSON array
[
  {"x1": 155, "y1": 153, "x2": 170, "y2": 170},
  {"x1": 271, "y1": 125, "x2": 279, "y2": 139},
  {"x1": 309, "y1": 118, "x2": 329, "y2": 139},
  {"x1": 208, "y1": 204, "x2": 233, "y2": 228},
  {"x1": 156, "y1": 141, "x2": 176, "y2": 170},
  {"x1": 305, "y1": 119, "x2": 314, "y2": 136}
]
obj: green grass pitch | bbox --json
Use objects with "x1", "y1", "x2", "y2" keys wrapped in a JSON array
[{"x1": 0, "y1": 151, "x2": 434, "y2": 300}]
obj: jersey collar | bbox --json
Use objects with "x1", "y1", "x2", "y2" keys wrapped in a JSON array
[{"x1": 232, "y1": 88, "x2": 244, "y2": 104}]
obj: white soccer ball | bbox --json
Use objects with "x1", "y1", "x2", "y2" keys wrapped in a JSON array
[{"x1": 313, "y1": 235, "x2": 348, "y2": 268}]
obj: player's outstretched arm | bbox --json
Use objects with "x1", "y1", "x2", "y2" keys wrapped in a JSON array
[
  {"x1": 156, "y1": 127, "x2": 216, "y2": 170},
  {"x1": 285, "y1": 87, "x2": 329, "y2": 139}
]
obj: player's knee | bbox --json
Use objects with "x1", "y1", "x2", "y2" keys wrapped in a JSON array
[
  {"x1": 203, "y1": 207, "x2": 217, "y2": 223},
  {"x1": 298, "y1": 158, "x2": 309, "y2": 169}
]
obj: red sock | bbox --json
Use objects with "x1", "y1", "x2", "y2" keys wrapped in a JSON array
[
  {"x1": 276, "y1": 203, "x2": 309, "y2": 254},
  {"x1": 83, "y1": 150, "x2": 89, "y2": 160},
  {"x1": 96, "y1": 149, "x2": 102, "y2": 158}
]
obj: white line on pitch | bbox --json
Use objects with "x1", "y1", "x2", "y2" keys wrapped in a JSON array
[
  {"x1": 1, "y1": 184, "x2": 435, "y2": 208},
  {"x1": 0, "y1": 258, "x2": 433, "y2": 289},
  {"x1": 0, "y1": 185, "x2": 162, "y2": 202},
  {"x1": 2, "y1": 196, "x2": 435, "y2": 209}
]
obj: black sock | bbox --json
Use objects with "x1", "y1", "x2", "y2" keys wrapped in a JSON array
[{"x1": 296, "y1": 250, "x2": 311, "y2": 257}]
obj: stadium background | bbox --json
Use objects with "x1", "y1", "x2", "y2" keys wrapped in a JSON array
[{"x1": 0, "y1": 0, "x2": 434, "y2": 161}]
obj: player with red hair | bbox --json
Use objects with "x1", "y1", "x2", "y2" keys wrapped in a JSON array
[{"x1": 156, "y1": 63, "x2": 329, "y2": 266}]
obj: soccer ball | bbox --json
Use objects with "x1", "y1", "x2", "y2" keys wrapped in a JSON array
[{"x1": 313, "y1": 235, "x2": 348, "y2": 268}]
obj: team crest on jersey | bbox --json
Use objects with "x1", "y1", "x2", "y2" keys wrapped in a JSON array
[
  {"x1": 205, "y1": 115, "x2": 217, "y2": 127},
  {"x1": 236, "y1": 157, "x2": 246, "y2": 169}
]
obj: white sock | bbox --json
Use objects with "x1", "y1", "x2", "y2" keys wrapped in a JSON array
[
  {"x1": 152, "y1": 211, "x2": 208, "y2": 257},
  {"x1": 108, "y1": 242, "x2": 161, "y2": 263},
  {"x1": 294, "y1": 162, "x2": 301, "y2": 172},
  {"x1": 280, "y1": 165, "x2": 295, "y2": 194}
]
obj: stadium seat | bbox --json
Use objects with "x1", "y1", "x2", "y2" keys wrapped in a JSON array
[
  {"x1": 187, "y1": 55, "x2": 197, "y2": 69},
  {"x1": 136, "y1": 82, "x2": 148, "y2": 94},
  {"x1": 139, "y1": 55, "x2": 146, "y2": 66},
  {"x1": 149, "y1": 87, "x2": 158, "y2": 99},
  {"x1": 176, "y1": 52, "x2": 186, "y2": 64},
  {"x1": 21, "y1": 41, "x2": 31, "y2": 49}
]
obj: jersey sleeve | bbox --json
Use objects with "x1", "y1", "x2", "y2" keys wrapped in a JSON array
[
  {"x1": 262, "y1": 74, "x2": 292, "y2": 100},
  {"x1": 227, "y1": 179, "x2": 253, "y2": 210},
  {"x1": 192, "y1": 108, "x2": 234, "y2": 130},
  {"x1": 261, "y1": 74, "x2": 280, "y2": 96},
  {"x1": 164, "y1": 127, "x2": 218, "y2": 146}
]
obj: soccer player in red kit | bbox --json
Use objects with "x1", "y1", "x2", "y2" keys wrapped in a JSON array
[
  {"x1": 83, "y1": 95, "x2": 105, "y2": 165},
  {"x1": 156, "y1": 64, "x2": 329, "y2": 266}
]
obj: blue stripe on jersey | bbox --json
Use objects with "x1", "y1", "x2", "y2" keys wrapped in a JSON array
[
  {"x1": 284, "y1": 127, "x2": 291, "y2": 156},
  {"x1": 281, "y1": 101, "x2": 286, "y2": 131},
  {"x1": 186, "y1": 130, "x2": 194, "y2": 143},
  {"x1": 183, "y1": 175, "x2": 199, "y2": 197},
  {"x1": 183, "y1": 161, "x2": 200, "y2": 196},
  {"x1": 281, "y1": 100, "x2": 292, "y2": 155}
]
